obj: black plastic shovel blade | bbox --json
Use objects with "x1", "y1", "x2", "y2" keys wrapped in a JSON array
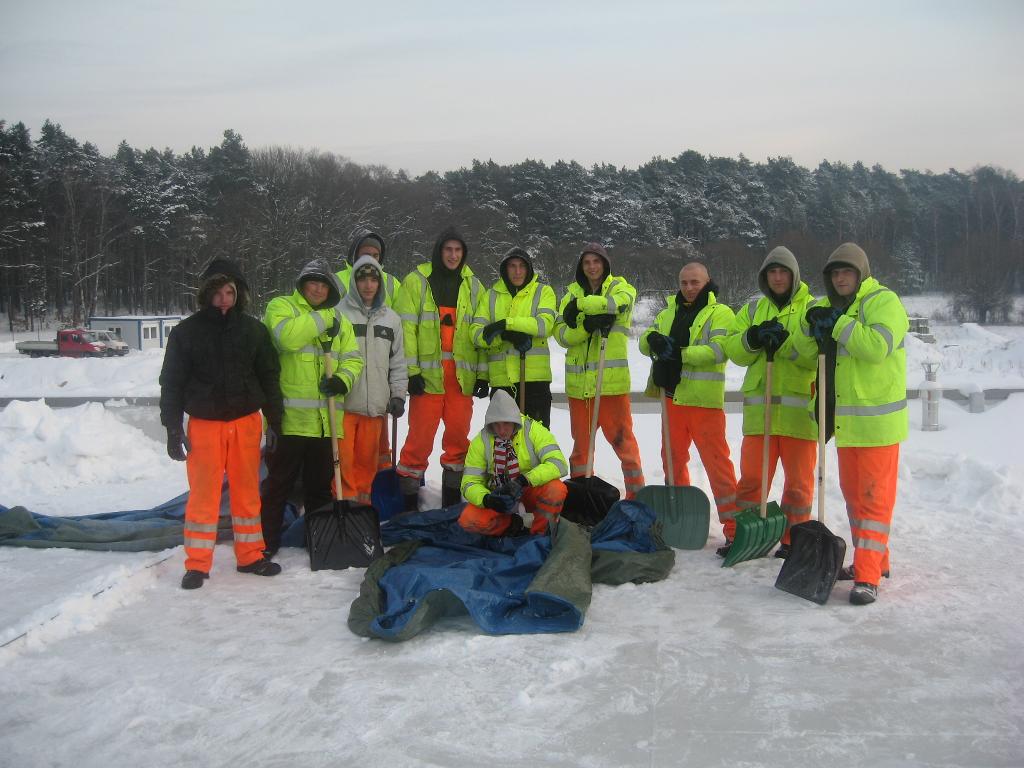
[
  {"x1": 775, "y1": 520, "x2": 847, "y2": 604},
  {"x1": 634, "y1": 485, "x2": 711, "y2": 550},
  {"x1": 562, "y1": 476, "x2": 620, "y2": 528},
  {"x1": 305, "y1": 500, "x2": 383, "y2": 571}
]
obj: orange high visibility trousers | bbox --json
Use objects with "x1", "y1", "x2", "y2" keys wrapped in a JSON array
[
  {"x1": 735, "y1": 434, "x2": 816, "y2": 544},
  {"x1": 183, "y1": 412, "x2": 266, "y2": 573},
  {"x1": 397, "y1": 360, "x2": 473, "y2": 478},
  {"x1": 337, "y1": 412, "x2": 385, "y2": 505},
  {"x1": 662, "y1": 400, "x2": 739, "y2": 536},
  {"x1": 568, "y1": 395, "x2": 645, "y2": 499},
  {"x1": 838, "y1": 444, "x2": 899, "y2": 586},
  {"x1": 458, "y1": 479, "x2": 568, "y2": 536}
]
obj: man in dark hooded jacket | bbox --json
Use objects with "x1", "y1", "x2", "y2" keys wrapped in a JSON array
[
  {"x1": 471, "y1": 247, "x2": 558, "y2": 426},
  {"x1": 393, "y1": 228, "x2": 487, "y2": 512},
  {"x1": 159, "y1": 258, "x2": 283, "y2": 589}
]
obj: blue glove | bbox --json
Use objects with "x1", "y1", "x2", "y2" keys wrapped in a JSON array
[
  {"x1": 502, "y1": 330, "x2": 532, "y2": 354},
  {"x1": 646, "y1": 332, "x2": 676, "y2": 361},
  {"x1": 482, "y1": 320, "x2": 506, "y2": 345},
  {"x1": 166, "y1": 427, "x2": 190, "y2": 461},
  {"x1": 806, "y1": 307, "x2": 842, "y2": 341},
  {"x1": 746, "y1": 320, "x2": 788, "y2": 353},
  {"x1": 319, "y1": 375, "x2": 348, "y2": 397},
  {"x1": 496, "y1": 475, "x2": 530, "y2": 502},
  {"x1": 483, "y1": 493, "x2": 517, "y2": 514}
]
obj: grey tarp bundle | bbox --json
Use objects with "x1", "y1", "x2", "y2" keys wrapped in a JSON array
[{"x1": 348, "y1": 499, "x2": 675, "y2": 641}]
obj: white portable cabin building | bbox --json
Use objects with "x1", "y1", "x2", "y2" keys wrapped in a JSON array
[{"x1": 87, "y1": 315, "x2": 184, "y2": 351}]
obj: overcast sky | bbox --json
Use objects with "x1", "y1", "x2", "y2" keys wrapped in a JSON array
[{"x1": 2, "y1": 0, "x2": 1021, "y2": 177}]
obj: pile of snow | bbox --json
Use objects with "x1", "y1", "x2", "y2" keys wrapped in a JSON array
[{"x1": 0, "y1": 400, "x2": 185, "y2": 516}]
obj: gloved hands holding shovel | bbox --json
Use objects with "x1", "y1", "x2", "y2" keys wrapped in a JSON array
[
  {"x1": 502, "y1": 330, "x2": 533, "y2": 354},
  {"x1": 746, "y1": 320, "x2": 789, "y2": 354},
  {"x1": 646, "y1": 332, "x2": 676, "y2": 361}
]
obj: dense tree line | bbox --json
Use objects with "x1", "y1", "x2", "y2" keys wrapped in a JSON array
[{"x1": 1, "y1": 119, "x2": 1022, "y2": 330}]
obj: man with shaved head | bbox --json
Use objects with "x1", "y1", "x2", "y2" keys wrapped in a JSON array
[{"x1": 641, "y1": 260, "x2": 739, "y2": 553}]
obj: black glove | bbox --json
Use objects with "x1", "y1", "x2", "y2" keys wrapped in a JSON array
[
  {"x1": 647, "y1": 332, "x2": 676, "y2": 361},
  {"x1": 319, "y1": 375, "x2": 348, "y2": 397},
  {"x1": 745, "y1": 324, "x2": 765, "y2": 350},
  {"x1": 759, "y1": 321, "x2": 789, "y2": 355},
  {"x1": 806, "y1": 306, "x2": 842, "y2": 342},
  {"x1": 482, "y1": 320, "x2": 506, "y2": 345},
  {"x1": 440, "y1": 314, "x2": 454, "y2": 326},
  {"x1": 325, "y1": 315, "x2": 340, "y2": 338},
  {"x1": 496, "y1": 475, "x2": 530, "y2": 502},
  {"x1": 386, "y1": 396, "x2": 405, "y2": 417},
  {"x1": 583, "y1": 313, "x2": 616, "y2": 334},
  {"x1": 166, "y1": 427, "x2": 189, "y2": 462},
  {"x1": 483, "y1": 493, "x2": 517, "y2": 514},
  {"x1": 264, "y1": 423, "x2": 280, "y2": 454},
  {"x1": 562, "y1": 299, "x2": 581, "y2": 328},
  {"x1": 502, "y1": 330, "x2": 532, "y2": 354},
  {"x1": 473, "y1": 379, "x2": 490, "y2": 399},
  {"x1": 408, "y1": 374, "x2": 426, "y2": 396}
]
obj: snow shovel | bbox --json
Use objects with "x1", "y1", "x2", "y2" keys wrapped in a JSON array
[
  {"x1": 723, "y1": 348, "x2": 785, "y2": 567},
  {"x1": 634, "y1": 388, "x2": 711, "y2": 549},
  {"x1": 371, "y1": 414, "x2": 403, "y2": 522},
  {"x1": 775, "y1": 352, "x2": 846, "y2": 603},
  {"x1": 306, "y1": 338, "x2": 383, "y2": 570},
  {"x1": 563, "y1": 329, "x2": 620, "y2": 528}
]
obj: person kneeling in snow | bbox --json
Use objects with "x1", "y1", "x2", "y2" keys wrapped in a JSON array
[
  {"x1": 459, "y1": 390, "x2": 569, "y2": 537},
  {"x1": 159, "y1": 259, "x2": 284, "y2": 590}
]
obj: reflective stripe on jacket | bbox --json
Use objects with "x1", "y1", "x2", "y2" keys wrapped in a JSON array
[
  {"x1": 553, "y1": 274, "x2": 636, "y2": 398},
  {"x1": 394, "y1": 263, "x2": 485, "y2": 396},
  {"x1": 461, "y1": 415, "x2": 569, "y2": 507},
  {"x1": 793, "y1": 277, "x2": 909, "y2": 447},
  {"x1": 723, "y1": 282, "x2": 818, "y2": 439},
  {"x1": 640, "y1": 292, "x2": 734, "y2": 408},
  {"x1": 471, "y1": 274, "x2": 558, "y2": 386},
  {"x1": 264, "y1": 291, "x2": 363, "y2": 438}
]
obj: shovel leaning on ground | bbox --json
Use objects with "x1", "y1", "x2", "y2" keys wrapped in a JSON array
[
  {"x1": 722, "y1": 347, "x2": 786, "y2": 567},
  {"x1": 774, "y1": 352, "x2": 846, "y2": 603},
  {"x1": 633, "y1": 388, "x2": 711, "y2": 549},
  {"x1": 305, "y1": 337, "x2": 384, "y2": 570},
  {"x1": 563, "y1": 328, "x2": 621, "y2": 528}
]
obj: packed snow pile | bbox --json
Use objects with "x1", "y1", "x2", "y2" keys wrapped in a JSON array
[{"x1": 0, "y1": 400, "x2": 180, "y2": 514}]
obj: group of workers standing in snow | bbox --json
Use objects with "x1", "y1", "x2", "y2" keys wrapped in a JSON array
[{"x1": 159, "y1": 227, "x2": 908, "y2": 606}]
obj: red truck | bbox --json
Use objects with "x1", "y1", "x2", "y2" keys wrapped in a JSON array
[{"x1": 15, "y1": 328, "x2": 130, "y2": 358}]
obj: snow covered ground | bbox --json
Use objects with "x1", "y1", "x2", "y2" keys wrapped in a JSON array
[{"x1": 1, "y1": 316, "x2": 1023, "y2": 767}]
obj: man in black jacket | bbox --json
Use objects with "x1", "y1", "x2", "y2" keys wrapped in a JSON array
[{"x1": 159, "y1": 258, "x2": 284, "y2": 589}]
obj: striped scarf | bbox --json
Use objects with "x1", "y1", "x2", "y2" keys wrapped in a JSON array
[{"x1": 492, "y1": 438, "x2": 520, "y2": 486}]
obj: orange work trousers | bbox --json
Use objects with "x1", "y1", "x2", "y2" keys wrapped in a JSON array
[
  {"x1": 337, "y1": 412, "x2": 385, "y2": 506},
  {"x1": 662, "y1": 400, "x2": 739, "y2": 536},
  {"x1": 568, "y1": 394, "x2": 645, "y2": 499},
  {"x1": 838, "y1": 444, "x2": 899, "y2": 586},
  {"x1": 397, "y1": 360, "x2": 473, "y2": 478},
  {"x1": 735, "y1": 434, "x2": 816, "y2": 545},
  {"x1": 183, "y1": 412, "x2": 266, "y2": 573},
  {"x1": 458, "y1": 479, "x2": 568, "y2": 536}
]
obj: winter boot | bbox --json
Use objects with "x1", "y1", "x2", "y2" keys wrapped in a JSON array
[
  {"x1": 399, "y1": 475, "x2": 420, "y2": 514},
  {"x1": 849, "y1": 582, "x2": 878, "y2": 605},
  {"x1": 441, "y1": 469, "x2": 464, "y2": 508},
  {"x1": 774, "y1": 544, "x2": 790, "y2": 559},
  {"x1": 715, "y1": 538, "x2": 733, "y2": 558},
  {"x1": 181, "y1": 570, "x2": 209, "y2": 590},
  {"x1": 838, "y1": 565, "x2": 890, "y2": 581},
  {"x1": 237, "y1": 558, "x2": 282, "y2": 576}
]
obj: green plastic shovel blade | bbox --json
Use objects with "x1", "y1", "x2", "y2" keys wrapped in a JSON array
[
  {"x1": 722, "y1": 502, "x2": 786, "y2": 567},
  {"x1": 634, "y1": 485, "x2": 711, "y2": 550}
]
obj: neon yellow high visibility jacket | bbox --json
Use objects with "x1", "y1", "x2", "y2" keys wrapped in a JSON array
[
  {"x1": 723, "y1": 282, "x2": 818, "y2": 439},
  {"x1": 793, "y1": 277, "x2": 909, "y2": 447},
  {"x1": 553, "y1": 274, "x2": 637, "y2": 398},
  {"x1": 264, "y1": 292, "x2": 363, "y2": 438},
  {"x1": 394, "y1": 263, "x2": 486, "y2": 396},
  {"x1": 461, "y1": 392, "x2": 569, "y2": 507},
  {"x1": 640, "y1": 292, "x2": 734, "y2": 409},
  {"x1": 471, "y1": 274, "x2": 558, "y2": 386}
]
